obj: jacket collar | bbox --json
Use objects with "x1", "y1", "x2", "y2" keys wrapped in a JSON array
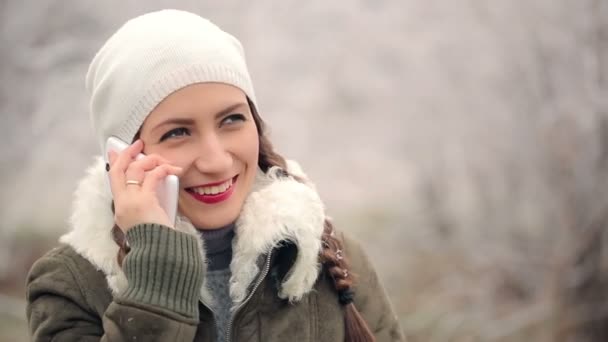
[{"x1": 60, "y1": 156, "x2": 325, "y2": 305}]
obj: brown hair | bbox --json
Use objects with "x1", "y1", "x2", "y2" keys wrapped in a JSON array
[
  {"x1": 249, "y1": 99, "x2": 376, "y2": 342},
  {"x1": 111, "y1": 98, "x2": 376, "y2": 341}
]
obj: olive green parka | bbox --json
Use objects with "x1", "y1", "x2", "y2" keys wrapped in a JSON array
[{"x1": 26, "y1": 158, "x2": 405, "y2": 341}]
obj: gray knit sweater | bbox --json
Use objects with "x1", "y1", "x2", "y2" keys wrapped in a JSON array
[{"x1": 200, "y1": 224, "x2": 235, "y2": 342}]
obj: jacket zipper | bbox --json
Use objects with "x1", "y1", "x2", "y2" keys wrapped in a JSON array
[
  {"x1": 225, "y1": 248, "x2": 274, "y2": 342},
  {"x1": 199, "y1": 298, "x2": 219, "y2": 340}
]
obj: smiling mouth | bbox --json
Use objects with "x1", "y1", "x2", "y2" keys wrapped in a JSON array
[{"x1": 185, "y1": 176, "x2": 238, "y2": 204}]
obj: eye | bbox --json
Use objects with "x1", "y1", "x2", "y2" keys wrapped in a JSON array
[
  {"x1": 221, "y1": 114, "x2": 246, "y2": 126},
  {"x1": 160, "y1": 127, "x2": 190, "y2": 142}
]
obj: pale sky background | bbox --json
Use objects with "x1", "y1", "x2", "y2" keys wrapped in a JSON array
[{"x1": 1, "y1": 1, "x2": 607, "y2": 340}]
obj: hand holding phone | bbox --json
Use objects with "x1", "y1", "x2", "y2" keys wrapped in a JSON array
[{"x1": 105, "y1": 137, "x2": 180, "y2": 229}]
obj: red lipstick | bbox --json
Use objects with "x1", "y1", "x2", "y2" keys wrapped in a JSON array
[{"x1": 186, "y1": 176, "x2": 237, "y2": 204}]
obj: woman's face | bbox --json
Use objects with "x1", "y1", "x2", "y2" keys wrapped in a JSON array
[{"x1": 139, "y1": 83, "x2": 260, "y2": 229}]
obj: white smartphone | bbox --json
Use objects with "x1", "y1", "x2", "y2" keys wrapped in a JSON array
[{"x1": 105, "y1": 136, "x2": 179, "y2": 226}]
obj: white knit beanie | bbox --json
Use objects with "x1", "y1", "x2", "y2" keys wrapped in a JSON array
[{"x1": 86, "y1": 9, "x2": 257, "y2": 151}]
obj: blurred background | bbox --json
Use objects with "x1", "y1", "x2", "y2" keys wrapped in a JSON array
[{"x1": 2, "y1": 0, "x2": 608, "y2": 341}]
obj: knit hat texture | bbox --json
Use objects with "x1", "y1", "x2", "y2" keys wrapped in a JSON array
[{"x1": 86, "y1": 9, "x2": 257, "y2": 151}]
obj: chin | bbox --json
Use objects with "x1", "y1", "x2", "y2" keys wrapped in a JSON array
[
  {"x1": 185, "y1": 208, "x2": 240, "y2": 230},
  {"x1": 178, "y1": 176, "x2": 252, "y2": 230}
]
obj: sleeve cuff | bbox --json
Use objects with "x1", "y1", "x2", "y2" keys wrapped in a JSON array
[{"x1": 120, "y1": 223, "x2": 203, "y2": 319}]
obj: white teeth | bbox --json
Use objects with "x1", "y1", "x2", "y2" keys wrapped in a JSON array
[
  {"x1": 192, "y1": 178, "x2": 233, "y2": 196},
  {"x1": 220, "y1": 180, "x2": 231, "y2": 192}
]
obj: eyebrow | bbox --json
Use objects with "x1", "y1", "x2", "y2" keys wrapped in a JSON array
[{"x1": 152, "y1": 102, "x2": 248, "y2": 131}]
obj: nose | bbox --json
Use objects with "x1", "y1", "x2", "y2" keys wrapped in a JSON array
[{"x1": 193, "y1": 134, "x2": 232, "y2": 174}]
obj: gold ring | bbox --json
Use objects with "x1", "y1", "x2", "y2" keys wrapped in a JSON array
[{"x1": 126, "y1": 180, "x2": 141, "y2": 186}]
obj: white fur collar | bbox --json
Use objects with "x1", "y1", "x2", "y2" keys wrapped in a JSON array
[{"x1": 60, "y1": 157, "x2": 325, "y2": 306}]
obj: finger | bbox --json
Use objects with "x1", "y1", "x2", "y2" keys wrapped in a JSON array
[
  {"x1": 127, "y1": 154, "x2": 174, "y2": 174},
  {"x1": 109, "y1": 139, "x2": 144, "y2": 174},
  {"x1": 124, "y1": 167, "x2": 145, "y2": 190},
  {"x1": 108, "y1": 140, "x2": 144, "y2": 193},
  {"x1": 144, "y1": 153, "x2": 172, "y2": 165},
  {"x1": 124, "y1": 154, "x2": 175, "y2": 190},
  {"x1": 142, "y1": 164, "x2": 182, "y2": 193}
]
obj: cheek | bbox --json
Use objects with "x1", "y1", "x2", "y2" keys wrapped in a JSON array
[
  {"x1": 163, "y1": 150, "x2": 195, "y2": 169},
  {"x1": 225, "y1": 124, "x2": 259, "y2": 166},
  {"x1": 240, "y1": 128, "x2": 260, "y2": 165},
  {"x1": 144, "y1": 145, "x2": 197, "y2": 170}
]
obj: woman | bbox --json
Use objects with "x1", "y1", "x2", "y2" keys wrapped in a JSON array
[{"x1": 26, "y1": 9, "x2": 404, "y2": 342}]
